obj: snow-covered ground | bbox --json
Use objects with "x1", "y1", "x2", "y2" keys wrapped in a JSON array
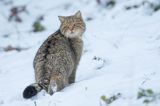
[{"x1": 0, "y1": 0, "x2": 160, "y2": 106}]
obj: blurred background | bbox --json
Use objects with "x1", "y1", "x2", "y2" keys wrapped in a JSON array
[
  {"x1": 1, "y1": 0, "x2": 160, "y2": 50},
  {"x1": 0, "y1": 0, "x2": 160, "y2": 106}
]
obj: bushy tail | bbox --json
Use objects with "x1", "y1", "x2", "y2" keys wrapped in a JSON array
[{"x1": 23, "y1": 83, "x2": 42, "y2": 99}]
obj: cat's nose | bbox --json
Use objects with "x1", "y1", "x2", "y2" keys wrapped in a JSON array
[{"x1": 70, "y1": 27, "x2": 74, "y2": 33}]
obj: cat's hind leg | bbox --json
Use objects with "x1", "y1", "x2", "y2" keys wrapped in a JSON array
[
  {"x1": 68, "y1": 67, "x2": 77, "y2": 84},
  {"x1": 47, "y1": 80, "x2": 57, "y2": 95},
  {"x1": 47, "y1": 73, "x2": 66, "y2": 95}
]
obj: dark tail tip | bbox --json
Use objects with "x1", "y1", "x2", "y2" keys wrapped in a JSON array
[{"x1": 23, "y1": 85, "x2": 38, "y2": 99}]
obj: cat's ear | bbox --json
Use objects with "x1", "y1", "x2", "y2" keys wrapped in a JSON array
[
  {"x1": 75, "y1": 10, "x2": 82, "y2": 18},
  {"x1": 58, "y1": 16, "x2": 65, "y2": 23}
]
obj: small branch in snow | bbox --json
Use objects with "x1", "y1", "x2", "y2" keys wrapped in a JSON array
[
  {"x1": 3, "y1": 45, "x2": 28, "y2": 52},
  {"x1": 34, "y1": 101, "x2": 37, "y2": 106},
  {"x1": 97, "y1": 59, "x2": 106, "y2": 70},
  {"x1": 93, "y1": 56, "x2": 107, "y2": 70},
  {"x1": 8, "y1": 5, "x2": 29, "y2": 23}
]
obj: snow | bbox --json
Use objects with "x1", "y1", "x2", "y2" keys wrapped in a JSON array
[{"x1": 0, "y1": 0, "x2": 160, "y2": 106}]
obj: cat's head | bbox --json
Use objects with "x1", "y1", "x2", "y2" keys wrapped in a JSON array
[{"x1": 58, "y1": 11, "x2": 86, "y2": 38}]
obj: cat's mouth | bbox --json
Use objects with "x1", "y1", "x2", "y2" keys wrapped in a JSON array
[
  {"x1": 70, "y1": 31, "x2": 74, "y2": 34},
  {"x1": 69, "y1": 29, "x2": 75, "y2": 34},
  {"x1": 68, "y1": 30, "x2": 76, "y2": 34},
  {"x1": 62, "y1": 28, "x2": 84, "y2": 38},
  {"x1": 65, "y1": 31, "x2": 79, "y2": 38}
]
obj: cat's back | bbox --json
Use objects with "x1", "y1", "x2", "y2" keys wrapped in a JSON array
[
  {"x1": 40, "y1": 30, "x2": 69, "y2": 53},
  {"x1": 33, "y1": 30, "x2": 75, "y2": 72}
]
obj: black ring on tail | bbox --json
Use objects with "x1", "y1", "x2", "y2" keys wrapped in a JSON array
[{"x1": 23, "y1": 85, "x2": 38, "y2": 99}]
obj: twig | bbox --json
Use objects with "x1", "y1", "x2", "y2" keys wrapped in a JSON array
[{"x1": 34, "y1": 101, "x2": 37, "y2": 106}]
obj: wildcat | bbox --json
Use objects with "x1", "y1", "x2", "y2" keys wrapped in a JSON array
[{"x1": 23, "y1": 11, "x2": 86, "y2": 99}]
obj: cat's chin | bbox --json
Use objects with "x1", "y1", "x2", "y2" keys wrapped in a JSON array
[{"x1": 64, "y1": 32, "x2": 82, "y2": 38}]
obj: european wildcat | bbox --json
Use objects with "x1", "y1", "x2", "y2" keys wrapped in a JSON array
[{"x1": 23, "y1": 11, "x2": 86, "y2": 99}]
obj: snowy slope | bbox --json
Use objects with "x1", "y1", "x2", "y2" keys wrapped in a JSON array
[{"x1": 0, "y1": 0, "x2": 160, "y2": 106}]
